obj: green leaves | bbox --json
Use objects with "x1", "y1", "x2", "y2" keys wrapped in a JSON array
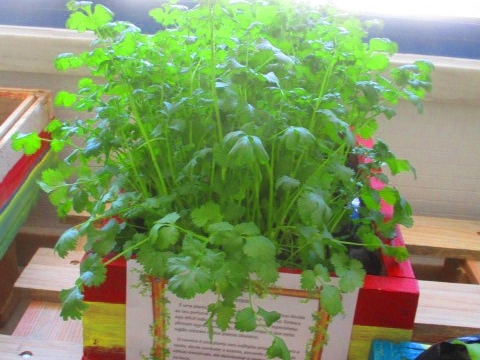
[
  {"x1": 223, "y1": 132, "x2": 269, "y2": 167},
  {"x1": 66, "y1": 2, "x2": 113, "y2": 32},
  {"x1": 281, "y1": 127, "x2": 316, "y2": 151},
  {"x1": 267, "y1": 336, "x2": 291, "y2": 360},
  {"x1": 320, "y1": 285, "x2": 343, "y2": 317},
  {"x1": 192, "y1": 203, "x2": 222, "y2": 228},
  {"x1": 149, "y1": 213, "x2": 180, "y2": 250},
  {"x1": 243, "y1": 236, "x2": 276, "y2": 262},
  {"x1": 55, "y1": 91, "x2": 77, "y2": 107},
  {"x1": 59, "y1": 286, "x2": 89, "y2": 320},
  {"x1": 298, "y1": 191, "x2": 332, "y2": 227},
  {"x1": 56, "y1": 228, "x2": 80, "y2": 258},
  {"x1": 80, "y1": 253, "x2": 107, "y2": 287},
  {"x1": 331, "y1": 253, "x2": 366, "y2": 293},
  {"x1": 136, "y1": 244, "x2": 172, "y2": 279},
  {"x1": 235, "y1": 307, "x2": 257, "y2": 332},
  {"x1": 258, "y1": 307, "x2": 281, "y2": 327},
  {"x1": 11, "y1": 132, "x2": 42, "y2": 155},
  {"x1": 167, "y1": 257, "x2": 212, "y2": 299},
  {"x1": 9, "y1": 1, "x2": 434, "y2": 358}
]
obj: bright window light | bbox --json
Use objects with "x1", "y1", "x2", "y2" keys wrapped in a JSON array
[{"x1": 309, "y1": 0, "x2": 480, "y2": 19}]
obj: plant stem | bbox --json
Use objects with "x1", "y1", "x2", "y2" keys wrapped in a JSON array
[
  {"x1": 126, "y1": 87, "x2": 168, "y2": 197},
  {"x1": 209, "y1": 1, "x2": 223, "y2": 143},
  {"x1": 308, "y1": 54, "x2": 336, "y2": 131},
  {"x1": 118, "y1": 128, "x2": 150, "y2": 198}
]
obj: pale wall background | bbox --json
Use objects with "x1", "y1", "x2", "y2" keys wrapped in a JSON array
[
  {"x1": 0, "y1": 27, "x2": 479, "y2": 236},
  {"x1": 379, "y1": 56, "x2": 480, "y2": 220}
]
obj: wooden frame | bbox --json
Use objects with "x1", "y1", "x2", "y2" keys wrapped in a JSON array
[{"x1": 0, "y1": 88, "x2": 53, "y2": 324}]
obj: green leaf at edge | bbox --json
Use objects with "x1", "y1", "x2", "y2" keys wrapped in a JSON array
[
  {"x1": 266, "y1": 336, "x2": 292, "y2": 360},
  {"x1": 59, "y1": 285, "x2": 89, "y2": 320}
]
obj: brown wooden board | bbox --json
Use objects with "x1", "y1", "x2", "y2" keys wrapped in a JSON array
[{"x1": 403, "y1": 216, "x2": 480, "y2": 260}]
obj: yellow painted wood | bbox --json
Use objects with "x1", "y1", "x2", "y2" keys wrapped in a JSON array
[
  {"x1": 347, "y1": 325, "x2": 412, "y2": 360},
  {"x1": 83, "y1": 301, "x2": 126, "y2": 349}
]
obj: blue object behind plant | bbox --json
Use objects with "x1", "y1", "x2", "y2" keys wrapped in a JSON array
[{"x1": 369, "y1": 339, "x2": 429, "y2": 360}]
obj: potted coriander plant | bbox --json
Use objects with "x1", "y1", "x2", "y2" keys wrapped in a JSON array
[{"x1": 13, "y1": 0, "x2": 433, "y2": 359}]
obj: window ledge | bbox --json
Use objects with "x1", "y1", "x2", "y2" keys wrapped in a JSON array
[
  {"x1": 1, "y1": 25, "x2": 480, "y2": 103},
  {"x1": 0, "y1": 25, "x2": 92, "y2": 76}
]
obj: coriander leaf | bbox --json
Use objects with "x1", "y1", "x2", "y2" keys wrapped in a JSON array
[
  {"x1": 227, "y1": 135, "x2": 254, "y2": 166},
  {"x1": 235, "y1": 307, "x2": 257, "y2": 332},
  {"x1": 298, "y1": 191, "x2": 332, "y2": 226},
  {"x1": 80, "y1": 253, "x2": 107, "y2": 287},
  {"x1": 385, "y1": 157, "x2": 412, "y2": 175},
  {"x1": 90, "y1": 219, "x2": 120, "y2": 255},
  {"x1": 155, "y1": 226, "x2": 180, "y2": 250},
  {"x1": 275, "y1": 175, "x2": 300, "y2": 191},
  {"x1": 159, "y1": 212, "x2": 181, "y2": 225},
  {"x1": 208, "y1": 222, "x2": 235, "y2": 234},
  {"x1": 215, "y1": 302, "x2": 235, "y2": 331},
  {"x1": 59, "y1": 286, "x2": 89, "y2": 320},
  {"x1": 330, "y1": 252, "x2": 350, "y2": 276},
  {"x1": 382, "y1": 245, "x2": 409, "y2": 262},
  {"x1": 11, "y1": 132, "x2": 42, "y2": 155},
  {"x1": 266, "y1": 336, "x2": 291, "y2": 360},
  {"x1": 250, "y1": 259, "x2": 279, "y2": 283},
  {"x1": 357, "y1": 227, "x2": 383, "y2": 251},
  {"x1": 48, "y1": 186, "x2": 69, "y2": 207},
  {"x1": 55, "y1": 91, "x2": 77, "y2": 107},
  {"x1": 40, "y1": 168, "x2": 67, "y2": 192},
  {"x1": 243, "y1": 236, "x2": 275, "y2": 261},
  {"x1": 72, "y1": 189, "x2": 89, "y2": 213},
  {"x1": 300, "y1": 270, "x2": 317, "y2": 291},
  {"x1": 45, "y1": 118, "x2": 63, "y2": 133},
  {"x1": 212, "y1": 259, "x2": 248, "y2": 300},
  {"x1": 136, "y1": 244, "x2": 172, "y2": 278},
  {"x1": 50, "y1": 139, "x2": 65, "y2": 153},
  {"x1": 369, "y1": 38, "x2": 398, "y2": 55},
  {"x1": 201, "y1": 251, "x2": 225, "y2": 271},
  {"x1": 149, "y1": 213, "x2": 180, "y2": 249},
  {"x1": 191, "y1": 202, "x2": 222, "y2": 227},
  {"x1": 167, "y1": 257, "x2": 211, "y2": 298},
  {"x1": 234, "y1": 222, "x2": 260, "y2": 236},
  {"x1": 257, "y1": 307, "x2": 281, "y2": 327},
  {"x1": 263, "y1": 72, "x2": 280, "y2": 87},
  {"x1": 366, "y1": 53, "x2": 389, "y2": 71},
  {"x1": 55, "y1": 52, "x2": 83, "y2": 70},
  {"x1": 249, "y1": 135, "x2": 270, "y2": 165},
  {"x1": 360, "y1": 187, "x2": 381, "y2": 211},
  {"x1": 182, "y1": 236, "x2": 206, "y2": 257},
  {"x1": 357, "y1": 119, "x2": 378, "y2": 139},
  {"x1": 55, "y1": 228, "x2": 80, "y2": 258},
  {"x1": 314, "y1": 263, "x2": 331, "y2": 283},
  {"x1": 379, "y1": 187, "x2": 398, "y2": 205},
  {"x1": 320, "y1": 285, "x2": 343, "y2": 317},
  {"x1": 338, "y1": 265, "x2": 366, "y2": 293},
  {"x1": 281, "y1": 126, "x2": 315, "y2": 151}
]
